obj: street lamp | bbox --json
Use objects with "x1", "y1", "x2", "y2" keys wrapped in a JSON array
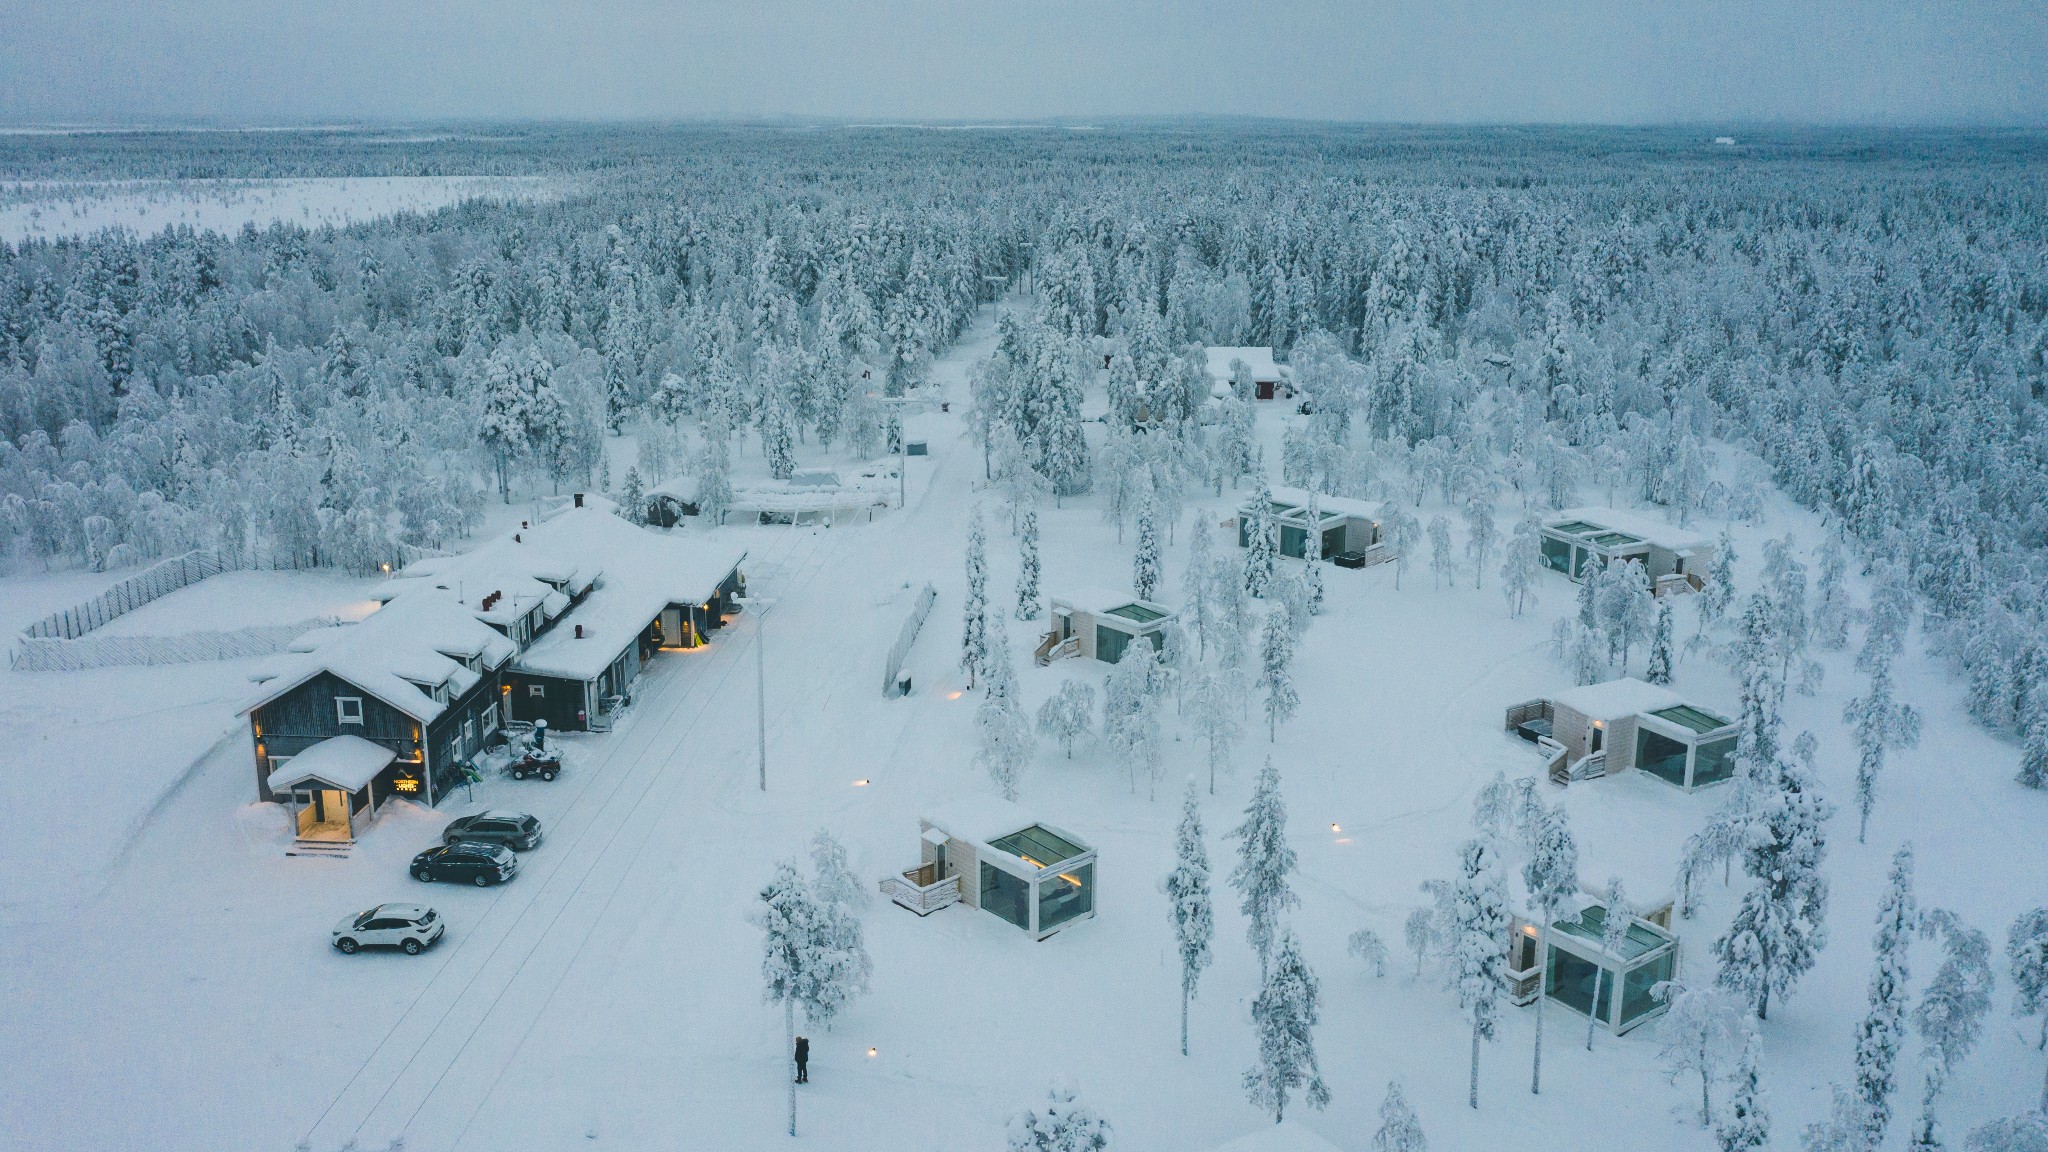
[{"x1": 750, "y1": 596, "x2": 778, "y2": 791}]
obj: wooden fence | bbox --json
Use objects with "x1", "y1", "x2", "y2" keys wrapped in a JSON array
[
  {"x1": 21, "y1": 550, "x2": 224, "y2": 641},
  {"x1": 882, "y1": 583, "x2": 938, "y2": 698}
]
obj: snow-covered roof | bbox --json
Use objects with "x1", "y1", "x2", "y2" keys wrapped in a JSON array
[
  {"x1": 1203, "y1": 1121, "x2": 1345, "y2": 1152},
  {"x1": 266, "y1": 734, "x2": 395, "y2": 794},
  {"x1": 1259, "y1": 485, "x2": 1385, "y2": 523},
  {"x1": 1551, "y1": 677, "x2": 1686, "y2": 720},
  {"x1": 243, "y1": 590, "x2": 519, "y2": 723},
  {"x1": 652, "y1": 461, "x2": 900, "y2": 515},
  {"x1": 1547, "y1": 507, "x2": 1713, "y2": 554},
  {"x1": 1049, "y1": 587, "x2": 1177, "y2": 623},
  {"x1": 1203, "y1": 346, "x2": 1285, "y2": 383},
  {"x1": 507, "y1": 508, "x2": 747, "y2": 682},
  {"x1": 923, "y1": 797, "x2": 1040, "y2": 847}
]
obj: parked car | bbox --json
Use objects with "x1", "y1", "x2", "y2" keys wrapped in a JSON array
[
  {"x1": 412, "y1": 841, "x2": 519, "y2": 886},
  {"x1": 332, "y1": 903, "x2": 444, "y2": 955},
  {"x1": 443, "y1": 811, "x2": 544, "y2": 851}
]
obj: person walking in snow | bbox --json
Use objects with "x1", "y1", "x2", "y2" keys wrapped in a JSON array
[{"x1": 794, "y1": 1035, "x2": 810, "y2": 1084}]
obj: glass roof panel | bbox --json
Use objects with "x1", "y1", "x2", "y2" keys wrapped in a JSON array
[
  {"x1": 989, "y1": 825, "x2": 1086, "y2": 869},
  {"x1": 1547, "y1": 521, "x2": 1603, "y2": 536},
  {"x1": 1589, "y1": 531, "x2": 1644, "y2": 548},
  {"x1": 1105, "y1": 603, "x2": 1166, "y2": 623},
  {"x1": 1552, "y1": 904, "x2": 1670, "y2": 961},
  {"x1": 1652, "y1": 704, "x2": 1734, "y2": 734}
]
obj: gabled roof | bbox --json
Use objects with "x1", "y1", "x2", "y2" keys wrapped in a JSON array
[
  {"x1": 266, "y1": 734, "x2": 396, "y2": 794},
  {"x1": 242, "y1": 590, "x2": 516, "y2": 723}
]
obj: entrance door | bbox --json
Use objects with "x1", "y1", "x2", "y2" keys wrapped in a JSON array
[
  {"x1": 660, "y1": 607, "x2": 684, "y2": 648},
  {"x1": 299, "y1": 790, "x2": 352, "y2": 841}
]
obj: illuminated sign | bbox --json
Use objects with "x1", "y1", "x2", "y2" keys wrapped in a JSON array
[{"x1": 393, "y1": 777, "x2": 421, "y2": 794}]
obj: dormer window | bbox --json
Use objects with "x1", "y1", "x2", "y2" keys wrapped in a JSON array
[{"x1": 336, "y1": 697, "x2": 365, "y2": 725}]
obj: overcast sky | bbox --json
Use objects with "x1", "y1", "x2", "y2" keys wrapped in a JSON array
[{"x1": 2, "y1": 0, "x2": 2042, "y2": 127}]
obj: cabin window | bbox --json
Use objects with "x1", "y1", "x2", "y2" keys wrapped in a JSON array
[
  {"x1": 528, "y1": 684, "x2": 545, "y2": 698},
  {"x1": 482, "y1": 702, "x2": 499, "y2": 733},
  {"x1": 336, "y1": 697, "x2": 364, "y2": 725}
]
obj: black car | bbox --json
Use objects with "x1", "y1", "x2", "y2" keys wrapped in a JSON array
[
  {"x1": 412, "y1": 841, "x2": 519, "y2": 886},
  {"x1": 443, "y1": 810, "x2": 544, "y2": 851}
]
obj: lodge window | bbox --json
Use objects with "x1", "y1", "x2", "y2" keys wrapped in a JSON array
[
  {"x1": 529, "y1": 684, "x2": 546, "y2": 698},
  {"x1": 482, "y1": 702, "x2": 499, "y2": 733},
  {"x1": 336, "y1": 697, "x2": 365, "y2": 725}
]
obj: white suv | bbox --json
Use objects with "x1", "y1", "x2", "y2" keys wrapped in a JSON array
[{"x1": 332, "y1": 903, "x2": 445, "y2": 955}]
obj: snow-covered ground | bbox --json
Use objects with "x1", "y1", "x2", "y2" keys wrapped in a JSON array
[
  {"x1": 0, "y1": 175, "x2": 564, "y2": 243},
  {"x1": 0, "y1": 305, "x2": 2041, "y2": 1151}
]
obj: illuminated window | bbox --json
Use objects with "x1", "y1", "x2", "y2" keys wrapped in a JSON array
[{"x1": 336, "y1": 697, "x2": 364, "y2": 725}]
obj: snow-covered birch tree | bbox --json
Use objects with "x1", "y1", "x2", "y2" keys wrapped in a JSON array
[
  {"x1": 1260, "y1": 607, "x2": 1298, "y2": 742},
  {"x1": 1522, "y1": 803, "x2": 1580, "y2": 1094},
  {"x1": 1444, "y1": 837, "x2": 1508, "y2": 1109},
  {"x1": 1844, "y1": 651, "x2": 1922, "y2": 843},
  {"x1": 963, "y1": 509, "x2": 989, "y2": 688}
]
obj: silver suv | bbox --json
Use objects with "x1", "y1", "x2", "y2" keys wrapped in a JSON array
[{"x1": 332, "y1": 903, "x2": 444, "y2": 955}]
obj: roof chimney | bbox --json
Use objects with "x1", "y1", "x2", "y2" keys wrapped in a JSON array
[{"x1": 574, "y1": 624, "x2": 584, "y2": 639}]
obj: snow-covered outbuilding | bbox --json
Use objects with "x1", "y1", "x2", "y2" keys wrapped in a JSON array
[
  {"x1": 882, "y1": 799, "x2": 1097, "y2": 940},
  {"x1": 1507, "y1": 677, "x2": 1737, "y2": 790},
  {"x1": 1204, "y1": 346, "x2": 1290, "y2": 400},
  {"x1": 1234, "y1": 485, "x2": 1388, "y2": 564},
  {"x1": 1506, "y1": 889, "x2": 1680, "y2": 1034},
  {"x1": 1040, "y1": 588, "x2": 1177, "y2": 665},
  {"x1": 1539, "y1": 508, "x2": 1714, "y2": 594}
]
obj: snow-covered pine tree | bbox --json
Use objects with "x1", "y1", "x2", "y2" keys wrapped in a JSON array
[
  {"x1": 1762, "y1": 536, "x2": 1818, "y2": 694},
  {"x1": 1036, "y1": 679, "x2": 1095, "y2": 758},
  {"x1": 1103, "y1": 645, "x2": 1164, "y2": 798},
  {"x1": 1464, "y1": 497, "x2": 1496, "y2": 590},
  {"x1": 1427, "y1": 514, "x2": 1453, "y2": 590},
  {"x1": 1647, "y1": 598, "x2": 1674, "y2": 685},
  {"x1": 1961, "y1": 1114, "x2": 2048, "y2": 1152},
  {"x1": 1350, "y1": 929, "x2": 1389, "y2": 978},
  {"x1": 2009, "y1": 908, "x2": 2048, "y2": 1114},
  {"x1": 759, "y1": 859, "x2": 872, "y2": 1137},
  {"x1": 1016, "y1": 506, "x2": 1042, "y2": 619},
  {"x1": 1502, "y1": 517, "x2": 1542, "y2": 618},
  {"x1": 1444, "y1": 837, "x2": 1508, "y2": 1108},
  {"x1": 1719, "y1": 1024, "x2": 1770, "y2": 1152},
  {"x1": 801, "y1": 832, "x2": 861, "y2": 914},
  {"x1": 1522, "y1": 803, "x2": 1580, "y2": 1094},
  {"x1": 1832, "y1": 843, "x2": 1919, "y2": 1151},
  {"x1": 1245, "y1": 474, "x2": 1278, "y2": 598},
  {"x1": 1589, "y1": 877, "x2": 1630, "y2": 1051},
  {"x1": 963, "y1": 509, "x2": 989, "y2": 688},
  {"x1": 1814, "y1": 535, "x2": 1852, "y2": 651},
  {"x1": 1600, "y1": 559, "x2": 1654, "y2": 671},
  {"x1": 2022, "y1": 710, "x2": 2048, "y2": 791},
  {"x1": 1134, "y1": 487, "x2": 1162, "y2": 601},
  {"x1": 1243, "y1": 929, "x2": 1331, "y2": 1124},
  {"x1": 757, "y1": 368, "x2": 798, "y2": 480},
  {"x1": 1231, "y1": 757, "x2": 1300, "y2": 975},
  {"x1": 1371, "y1": 1081, "x2": 1427, "y2": 1152},
  {"x1": 1733, "y1": 595, "x2": 1786, "y2": 769},
  {"x1": 976, "y1": 626, "x2": 1034, "y2": 801},
  {"x1": 1699, "y1": 529, "x2": 1738, "y2": 636},
  {"x1": 1007, "y1": 1082, "x2": 1112, "y2": 1152},
  {"x1": 1910, "y1": 910, "x2": 1996, "y2": 1149},
  {"x1": 1298, "y1": 495, "x2": 1325, "y2": 617},
  {"x1": 1714, "y1": 752, "x2": 1834, "y2": 1022},
  {"x1": 1651, "y1": 981, "x2": 1742, "y2": 1127},
  {"x1": 1167, "y1": 780, "x2": 1215, "y2": 1056},
  {"x1": 1185, "y1": 516, "x2": 1217, "y2": 658},
  {"x1": 698, "y1": 415, "x2": 734, "y2": 526},
  {"x1": 1260, "y1": 607, "x2": 1299, "y2": 741},
  {"x1": 618, "y1": 465, "x2": 645, "y2": 524},
  {"x1": 1845, "y1": 651, "x2": 1922, "y2": 843}
]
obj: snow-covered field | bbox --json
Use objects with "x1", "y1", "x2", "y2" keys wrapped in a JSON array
[
  {"x1": 0, "y1": 305, "x2": 2041, "y2": 1151},
  {"x1": 0, "y1": 175, "x2": 563, "y2": 243}
]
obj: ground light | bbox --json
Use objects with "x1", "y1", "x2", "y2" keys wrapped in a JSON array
[
  {"x1": 946, "y1": 690, "x2": 964, "y2": 700},
  {"x1": 853, "y1": 779, "x2": 870, "y2": 787},
  {"x1": 867, "y1": 1047, "x2": 878, "y2": 1058},
  {"x1": 1330, "y1": 823, "x2": 1341, "y2": 832}
]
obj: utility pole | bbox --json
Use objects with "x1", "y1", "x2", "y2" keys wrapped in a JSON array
[{"x1": 752, "y1": 596, "x2": 776, "y2": 791}]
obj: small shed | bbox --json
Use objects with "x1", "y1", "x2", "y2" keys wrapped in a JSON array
[
  {"x1": 1540, "y1": 508, "x2": 1714, "y2": 593},
  {"x1": 1508, "y1": 890, "x2": 1680, "y2": 1035},
  {"x1": 1203, "y1": 346, "x2": 1289, "y2": 400},
  {"x1": 1235, "y1": 485, "x2": 1386, "y2": 562},
  {"x1": 264, "y1": 734, "x2": 397, "y2": 843},
  {"x1": 1511, "y1": 677, "x2": 1737, "y2": 790},
  {"x1": 1045, "y1": 588, "x2": 1176, "y2": 665},
  {"x1": 887, "y1": 798, "x2": 1097, "y2": 940}
]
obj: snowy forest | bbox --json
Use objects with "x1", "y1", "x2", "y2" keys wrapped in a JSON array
[{"x1": 5, "y1": 127, "x2": 2048, "y2": 746}]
